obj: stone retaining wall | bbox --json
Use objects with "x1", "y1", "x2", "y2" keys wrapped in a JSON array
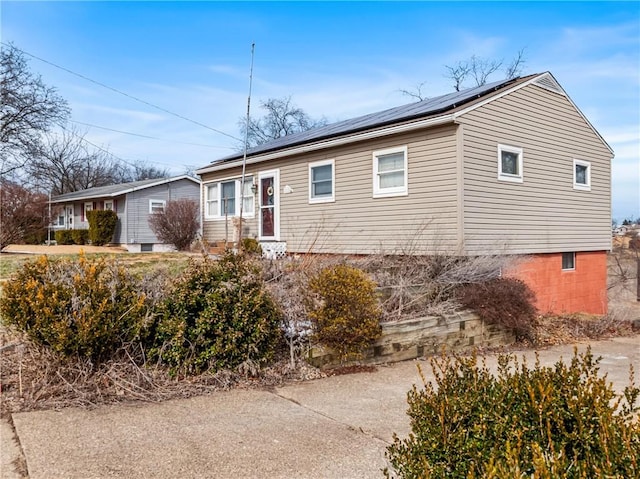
[{"x1": 308, "y1": 311, "x2": 514, "y2": 368}]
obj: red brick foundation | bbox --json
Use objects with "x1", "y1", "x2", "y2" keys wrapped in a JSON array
[{"x1": 507, "y1": 251, "x2": 608, "y2": 315}]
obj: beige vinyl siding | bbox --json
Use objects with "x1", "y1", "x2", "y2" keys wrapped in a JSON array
[
  {"x1": 457, "y1": 83, "x2": 612, "y2": 255},
  {"x1": 201, "y1": 170, "x2": 260, "y2": 242},
  {"x1": 201, "y1": 125, "x2": 459, "y2": 254}
]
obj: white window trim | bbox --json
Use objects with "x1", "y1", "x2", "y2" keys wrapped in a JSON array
[
  {"x1": 372, "y1": 145, "x2": 408, "y2": 198},
  {"x1": 562, "y1": 252, "x2": 576, "y2": 271},
  {"x1": 309, "y1": 159, "x2": 335, "y2": 204},
  {"x1": 573, "y1": 159, "x2": 591, "y2": 191},
  {"x1": 104, "y1": 200, "x2": 114, "y2": 211},
  {"x1": 203, "y1": 175, "x2": 255, "y2": 220},
  {"x1": 149, "y1": 199, "x2": 166, "y2": 214},
  {"x1": 497, "y1": 144, "x2": 524, "y2": 183},
  {"x1": 84, "y1": 202, "x2": 93, "y2": 221}
]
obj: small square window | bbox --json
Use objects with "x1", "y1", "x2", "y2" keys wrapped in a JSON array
[
  {"x1": 149, "y1": 200, "x2": 166, "y2": 214},
  {"x1": 562, "y1": 252, "x2": 575, "y2": 270},
  {"x1": 309, "y1": 160, "x2": 335, "y2": 203},
  {"x1": 498, "y1": 144, "x2": 523, "y2": 183},
  {"x1": 573, "y1": 160, "x2": 591, "y2": 191}
]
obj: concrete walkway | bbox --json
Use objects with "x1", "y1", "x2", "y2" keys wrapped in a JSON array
[{"x1": 2, "y1": 337, "x2": 639, "y2": 479}]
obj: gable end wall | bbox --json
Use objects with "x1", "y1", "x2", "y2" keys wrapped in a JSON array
[{"x1": 457, "y1": 83, "x2": 612, "y2": 255}]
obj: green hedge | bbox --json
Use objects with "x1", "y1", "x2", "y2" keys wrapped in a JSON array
[
  {"x1": 87, "y1": 210, "x2": 117, "y2": 246},
  {"x1": 54, "y1": 229, "x2": 90, "y2": 245},
  {"x1": 54, "y1": 230, "x2": 74, "y2": 245}
]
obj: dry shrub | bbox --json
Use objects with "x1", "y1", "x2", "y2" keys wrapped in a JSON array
[
  {"x1": 534, "y1": 313, "x2": 636, "y2": 346},
  {"x1": 148, "y1": 199, "x2": 199, "y2": 251},
  {"x1": 457, "y1": 277, "x2": 537, "y2": 341},
  {"x1": 361, "y1": 253, "x2": 513, "y2": 321}
]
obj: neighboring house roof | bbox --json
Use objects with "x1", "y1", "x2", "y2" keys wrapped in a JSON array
[
  {"x1": 196, "y1": 72, "x2": 613, "y2": 175},
  {"x1": 50, "y1": 175, "x2": 200, "y2": 204}
]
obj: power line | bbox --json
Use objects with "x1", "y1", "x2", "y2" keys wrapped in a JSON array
[
  {"x1": 70, "y1": 120, "x2": 236, "y2": 150},
  {"x1": 57, "y1": 123, "x2": 189, "y2": 172},
  {"x1": 3, "y1": 42, "x2": 242, "y2": 142}
]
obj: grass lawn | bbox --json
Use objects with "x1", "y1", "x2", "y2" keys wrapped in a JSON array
[{"x1": 0, "y1": 251, "x2": 193, "y2": 281}]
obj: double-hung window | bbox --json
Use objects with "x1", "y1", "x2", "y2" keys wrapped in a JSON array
[
  {"x1": 373, "y1": 146, "x2": 408, "y2": 198},
  {"x1": 573, "y1": 160, "x2": 591, "y2": 191},
  {"x1": 498, "y1": 144, "x2": 523, "y2": 183},
  {"x1": 309, "y1": 159, "x2": 335, "y2": 203},
  {"x1": 205, "y1": 176, "x2": 255, "y2": 219}
]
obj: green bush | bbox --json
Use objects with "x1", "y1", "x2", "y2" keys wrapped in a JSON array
[
  {"x1": 87, "y1": 210, "x2": 117, "y2": 246},
  {"x1": 150, "y1": 251, "x2": 282, "y2": 375},
  {"x1": 240, "y1": 237, "x2": 262, "y2": 255},
  {"x1": 0, "y1": 255, "x2": 151, "y2": 364},
  {"x1": 385, "y1": 350, "x2": 640, "y2": 479},
  {"x1": 457, "y1": 277, "x2": 537, "y2": 341},
  {"x1": 306, "y1": 264, "x2": 382, "y2": 360},
  {"x1": 54, "y1": 229, "x2": 74, "y2": 245},
  {"x1": 71, "y1": 229, "x2": 89, "y2": 245}
]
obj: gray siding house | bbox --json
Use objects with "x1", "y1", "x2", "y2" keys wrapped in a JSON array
[
  {"x1": 50, "y1": 176, "x2": 200, "y2": 252},
  {"x1": 195, "y1": 72, "x2": 613, "y2": 315}
]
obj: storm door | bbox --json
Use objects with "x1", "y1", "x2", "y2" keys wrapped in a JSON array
[{"x1": 259, "y1": 170, "x2": 279, "y2": 240}]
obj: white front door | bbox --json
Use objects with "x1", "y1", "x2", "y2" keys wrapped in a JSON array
[
  {"x1": 258, "y1": 170, "x2": 279, "y2": 240},
  {"x1": 66, "y1": 205, "x2": 74, "y2": 230}
]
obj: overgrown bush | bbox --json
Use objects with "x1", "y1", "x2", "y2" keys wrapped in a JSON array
[
  {"x1": 240, "y1": 237, "x2": 262, "y2": 255},
  {"x1": 361, "y1": 253, "x2": 511, "y2": 320},
  {"x1": 71, "y1": 228, "x2": 89, "y2": 245},
  {"x1": 457, "y1": 277, "x2": 537, "y2": 341},
  {"x1": 148, "y1": 199, "x2": 199, "y2": 251},
  {"x1": 54, "y1": 229, "x2": 74, "y2": 245},
  {"x1": 150, "y1": 251, "x2": 282, "y2": 375},
  {"x1": 0, "y1": 254, "x2": 152, "y2": 364},
  {"x1": 87, "y1": 209, "x2": 117, "y2": 246},
  {"x1": 385, "y1": 349, "x2": 640, "y2": 479},
  {"x1": 306, "y1": 264, "x2": 382, "y2": 360}
]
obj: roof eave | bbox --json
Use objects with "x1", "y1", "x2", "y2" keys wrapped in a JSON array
[{"x1": 196, "y1": 114, "x2": 456, "y2": 176}]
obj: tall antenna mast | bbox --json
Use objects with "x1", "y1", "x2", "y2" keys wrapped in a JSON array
[{"x1": 238, "y1": 43, "x2": 255, "y2": 250}]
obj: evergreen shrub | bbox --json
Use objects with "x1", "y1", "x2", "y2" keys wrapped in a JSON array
[
  {"x1": 385, "y1": 349, "x2": 640, "y2": 479},
  {"x1": 54, "y1": 229, "x2": 74, "y2": 245},
  {"x1": 0, "y1": 254, "x2": 151, "y2": 363},
  {"x1": 87, "y1": 210, "x2": 117, "y2": 246},
  {"x1": 150, "y1": 251, "x2": 281, "y2": 375},
  {"x1": 306, "y1": 264, "x2": 382, "y2": 360}
]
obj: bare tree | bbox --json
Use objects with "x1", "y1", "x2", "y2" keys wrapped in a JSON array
[
  {"x1": 399, "y1": 81, "x2": 430, "y2": 101},
  {"x1": 148, "y1": 199, "x2": 199, "y2": 251},
  {"x1": 1, "y1": 44, "x2": 69, "y2": 175},
  {"x1": 113, "y1": 160, "x2": 169, "y2": 183},
  {"x1": 505, "y1": 48, "x2": 527, "y2": 80},
  {"x1": 444, "y1": 61, "x2": 473, "y2": 92},
  {"x1": 0, "y1": 178, "x2": 48, "y2": 250},
  {"x1": 239, "y1": 96, "x2": 327, "y2": 148},
  {"x1": 26, "y1": 127, "x2": 121, "y2": 195},
  {"x1": 444, "y1": 50, "x2": 527, "y2": 92}
]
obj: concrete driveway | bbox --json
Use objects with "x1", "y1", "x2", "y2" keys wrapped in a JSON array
[{"x1": 2, "y1": 336, "x2": 639, "y2": 479}]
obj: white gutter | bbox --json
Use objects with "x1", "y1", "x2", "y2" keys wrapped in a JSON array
[{"x1": 196, "y1": 114, "x2": 455, "y2": 174}]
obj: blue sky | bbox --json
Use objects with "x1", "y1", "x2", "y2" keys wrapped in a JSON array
[{"x1": 2, "y1": 1, "x2": 639, "y2": 220}]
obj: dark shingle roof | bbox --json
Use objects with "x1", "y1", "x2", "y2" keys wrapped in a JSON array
[
  {"x1": 205, "y1": 76, "x2": 527, "y2": 167},
  {"x1": 50, "y1": 176, "x2": 199, "y2": 203}
]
